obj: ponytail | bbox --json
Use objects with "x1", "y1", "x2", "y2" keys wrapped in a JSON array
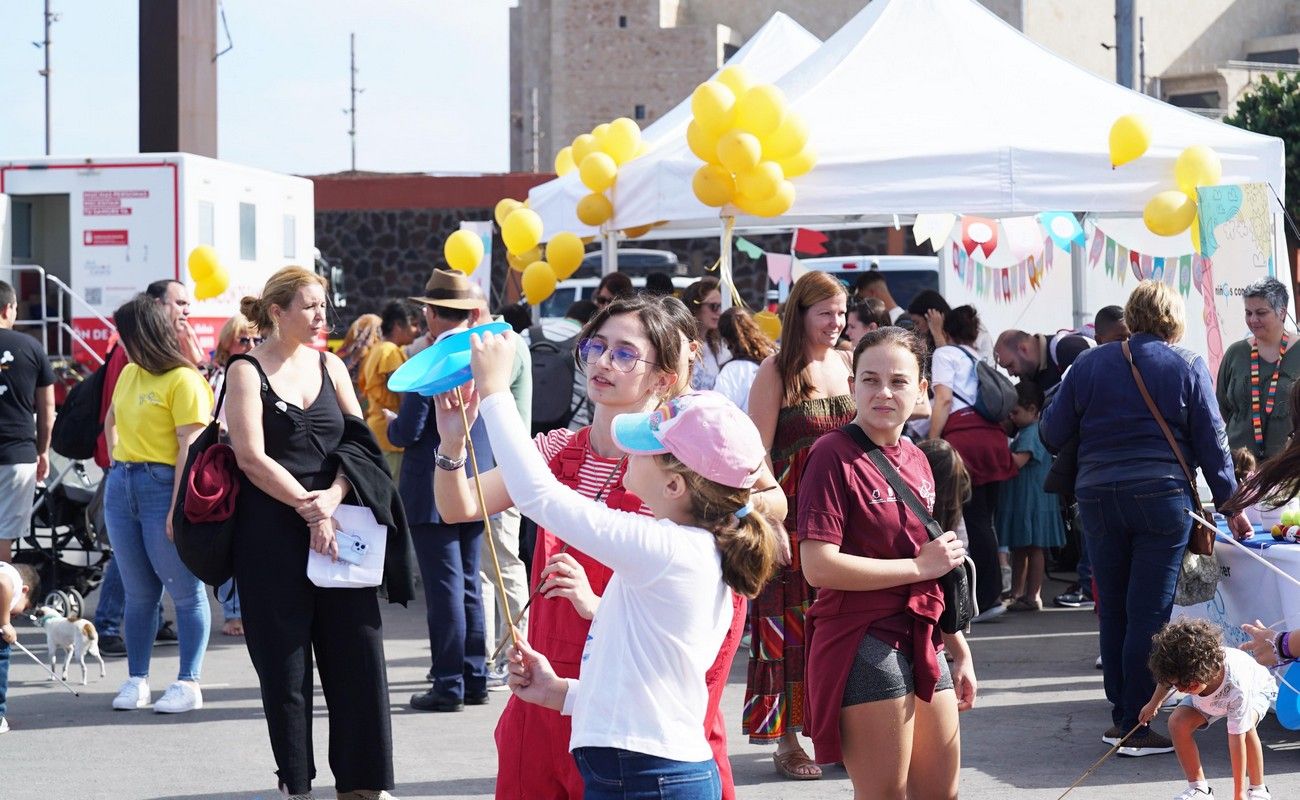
[
  {"x1": 657, "y1": 454, "x2": 779, "y2": 598},
  {"x1": 240, "y1": 295, "x2": 270, "y2": 332}
]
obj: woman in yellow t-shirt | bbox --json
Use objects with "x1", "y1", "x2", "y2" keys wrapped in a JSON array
[
  {"x1": 359, "y1": 301, "x2": 418, "y2": 480},
  {"x1": 103, "y1": 294, "x2": 213, "y2": 715}
]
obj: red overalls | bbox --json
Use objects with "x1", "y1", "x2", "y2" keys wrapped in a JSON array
[{"x1": 493, "y1": 428, "x2": 746, "y2": 800}]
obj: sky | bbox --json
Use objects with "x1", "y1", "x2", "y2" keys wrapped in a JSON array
[{"x1": 0, "y1": 1, "x2": 511, "y2": 175}]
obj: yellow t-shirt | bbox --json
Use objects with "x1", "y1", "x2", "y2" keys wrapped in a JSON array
[
  {"x1": 361, "y1": 340, "x2": 407, "y2": 453},
  {"x1": 111, "y1": 363, "x2": 214, "y2": 465}
]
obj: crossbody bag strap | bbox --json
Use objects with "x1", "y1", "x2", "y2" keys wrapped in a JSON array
[
  {"x1": 840, "y1": 424, "x2": 945, "y2": 541},
  {"x1": 1121, "y1": 340, "x2": 1201, "y2": 494}
]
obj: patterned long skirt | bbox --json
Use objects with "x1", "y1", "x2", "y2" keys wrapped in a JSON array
[{"x1": 742, "y1": 528, "x2": 811, "y2": 742}]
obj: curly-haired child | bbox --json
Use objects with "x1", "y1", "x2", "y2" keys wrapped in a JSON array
[{"x1": 1140, "y1": 618, "x2": 1277, "y2": 800}]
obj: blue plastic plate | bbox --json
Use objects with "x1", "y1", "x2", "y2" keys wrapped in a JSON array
[
  {"x1": 386, "y1": 321, "x2": 510, "y2": 394},
  {"x1": 1275, "y1": 662, "x2": 1300, "y2": 729}
]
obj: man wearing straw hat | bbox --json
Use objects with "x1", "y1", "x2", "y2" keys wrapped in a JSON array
[{"x1": 389, "y1": 268, "x2": 529, "y2": 711}]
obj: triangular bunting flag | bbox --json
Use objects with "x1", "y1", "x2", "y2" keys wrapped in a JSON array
[
  {"x1": 735, "y1": 237, "x2": 764, "y2": 259},
  {"x1": 793, "y1": 228, "x2": 828, "y2": 255},
  {"x1": 960, "y1": 215, "x2": 999, "y2": 258},
  {"x1": 765, "y1": 253, "x2": 792, "y2": 285},
  {"x1": 914, "y1": 213, "x2": 957, "y2": 252}
]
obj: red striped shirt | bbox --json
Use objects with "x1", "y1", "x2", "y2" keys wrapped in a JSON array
[{"x1": 534, "y1": 428, "x2": 651, "y2": 515}]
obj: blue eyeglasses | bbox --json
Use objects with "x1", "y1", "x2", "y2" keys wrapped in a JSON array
[{"x1": 578, "y1": 338, "x2": 654, "y2": 373}]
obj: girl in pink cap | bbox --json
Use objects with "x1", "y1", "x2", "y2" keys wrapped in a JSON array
[{"x1": 447, "y1": 329, "x2": 779, "y2": 800}]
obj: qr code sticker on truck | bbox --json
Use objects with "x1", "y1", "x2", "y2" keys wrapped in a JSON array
[{"x1": 84, "y1": 288, "x2": 103, "y2": 305}]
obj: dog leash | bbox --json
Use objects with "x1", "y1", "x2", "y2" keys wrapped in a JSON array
[
  {"x1": 1055, "y1": 687, "x2": 1175, "y2": 799},
  {"x1": 9, "y1": 637, "x2": 81, "y2": 697}
]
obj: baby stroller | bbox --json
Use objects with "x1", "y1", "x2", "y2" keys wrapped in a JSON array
[{"x1": 12, "y1": 454, "x2": 109, "y2": 620}]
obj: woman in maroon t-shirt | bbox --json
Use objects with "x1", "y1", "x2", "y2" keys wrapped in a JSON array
[{"x1": 799, "y1": 327, "x2": 978, "y2": 799}]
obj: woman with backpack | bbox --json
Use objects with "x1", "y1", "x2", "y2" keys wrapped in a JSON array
[{"x1": 926, "y1": 305, "x2": 1015, "y2": 622}]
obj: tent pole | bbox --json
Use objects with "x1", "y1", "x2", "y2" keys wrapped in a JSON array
[
  {"x1": 602, "y1": 228, "x2": 619, "y2": 276},
  {"x1": 1070, "y1": 232, "x2": 1087, "y2": 331},
  {"x1": 720, "y1": 216, "x2": 735, "y2": 311}
]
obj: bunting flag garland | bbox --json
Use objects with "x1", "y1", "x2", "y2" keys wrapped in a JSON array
[
  {"x1": 734, "y1": 236, "x2": 764, "y2": 259},
  {"x1": 1039, "y1": 211, "x2": 1086, "y2": 252},
  {"x1": 765, "y1": 253, "x2": 792, "y2": 285},
  {"x1": 914, "y1": 213, "x2": 957, "y2": 251},
  {"x1": 792, "y1": 228, "x2": 828, "y2": 255},
  {"x1": 1088, "y1": 223, "x2": 1203, "y2": 297},
  {"x1": 1001, "y1": 216, "x2": 1042, "y2": 260},
  {"x1": 960, "y1": 215, "x2": 999, "y2": 258},
  {"x1": 950, "y1": 237, "x2": 1055, "y2": 304}
]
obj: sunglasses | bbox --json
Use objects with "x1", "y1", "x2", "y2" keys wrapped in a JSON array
[
  {"x1": 701, "y1": 302, "x2": 722, "y2": 313},
  {"x1": 238, "y1": 336, "x2": 265, "y2": 347},
  {"x1": 578, "y1": 338, "x2": 654, "y2": 373},
  {"x1": 593, "y1": 294, "x2": 614, "y2": 306}
]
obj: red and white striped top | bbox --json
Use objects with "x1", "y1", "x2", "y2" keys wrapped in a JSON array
[{"x1": 534, "y1": 428, "x2": 651, "y2": 515}]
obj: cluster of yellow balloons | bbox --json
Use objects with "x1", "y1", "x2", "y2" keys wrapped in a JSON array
[
  {"x1": 687, "y1": 66, "x2": 813, "y2": 217},
  {"x1": 554, "y1": 117, "x2": 647, "y2": 228},
  {"x1": 187, "y1": 246, "x2": 230, "y2": 300},
  {"x1": 488, "y1": 197, "x2": 590, "y2": 305},
  {"x1": 1109, "y1": 114, "x2": 1221, "y2": 247}
]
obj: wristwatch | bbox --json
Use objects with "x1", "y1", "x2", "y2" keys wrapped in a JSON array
[{"x1": 434, "y1": 450, "x2": 467, "y2": 471}]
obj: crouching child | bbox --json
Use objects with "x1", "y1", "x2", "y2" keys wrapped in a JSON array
[{"x1": 0, "y1": 561, "x2": 39, "y2": 733}]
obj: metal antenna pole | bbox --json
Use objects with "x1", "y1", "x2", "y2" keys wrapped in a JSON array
[
  {"x1": 349, "y1": 33, "x2": 357, "y2": 171},
  {"x1": 38, "y1": 0, "x2": 59, "y2": 155}
]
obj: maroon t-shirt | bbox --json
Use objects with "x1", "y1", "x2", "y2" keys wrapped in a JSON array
[{"x1": 798, "y1": 428, "x2": 939, "y2": 646}]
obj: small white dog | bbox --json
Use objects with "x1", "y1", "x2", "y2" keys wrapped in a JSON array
[{"x1": 29, "y1": 606, "x2": 106, "y2": 685}]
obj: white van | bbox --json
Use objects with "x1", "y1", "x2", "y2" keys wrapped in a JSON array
[
  {"x1": 767, "y1": 254, "x2": 940, "y2": 311},
  {"x1": 538, "y1": 274, "x2": 695, "y2": 318}
]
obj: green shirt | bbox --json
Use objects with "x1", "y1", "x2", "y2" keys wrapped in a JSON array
[{"x1": 1215, "y1": 337, "x2": 1300, "y2": 460}]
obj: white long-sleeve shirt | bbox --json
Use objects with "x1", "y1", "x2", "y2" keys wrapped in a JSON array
[{"x1": 480, "y1": 391, "x2": 729, "y2": 763}]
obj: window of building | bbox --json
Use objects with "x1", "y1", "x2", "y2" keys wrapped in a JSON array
[
  {"x1": 618, "y1": 15, "x2": 628, "y2": 28},
  {"x1": 283, "y1": 214, "x2": 296, "y2": 258},
  {"x1": 239, "y1": 202, "x2": 257, "y2": 260},
  {"x1": 198, "y1": 201, "x2": 215, "y2": 246},
  {"x1": 1245, "y1": 48, "x2": 1299, "y2": 65},
  {"x1": 723, "y1": 43, "x2": 740, "y2": 61},
  {"x1": 1166, "y1": 91, "x2": 1221, "y2": 110},
  {"x1": 11, "y1": 201, "x2": 32, "y2": 259},
  {"x1": 634, "y1": 104, "x2": 646, "y2": 120}
]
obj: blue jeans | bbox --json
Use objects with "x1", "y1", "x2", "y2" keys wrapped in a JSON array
[
  {"x1": 0, "y1": 640, "x2": 9, "y2": 719},
  {"x1": 411, "y1": 521, "x2": 486, "y2": 701},
  {"x1": 103, "y1": 462, "x2": 210, "y2": 682},
  {"x1": 94, "y1": 557, "x2": 164, "y2": 638},
  {"x1": 574, "y1": 747, "x2": 720, "y2": 800},
  {"x1": 217, "y1": 579, "x2": 240, "y2": 621},
  {"x1": 1076, "y1": 477, "x2": 1192, "y2": 730}
]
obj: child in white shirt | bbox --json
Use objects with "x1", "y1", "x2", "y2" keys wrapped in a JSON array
[
  {"x1": 1140, "y1": 618, "x2": 1278, "y2": 800},
  {"x1": 457, "y1": 330, "x2": 779, "y2": 798}
]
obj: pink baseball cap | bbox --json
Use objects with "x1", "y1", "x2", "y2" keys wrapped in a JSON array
[{"x1": 610, "y1": 391, "x2": 766, "y2": 489}]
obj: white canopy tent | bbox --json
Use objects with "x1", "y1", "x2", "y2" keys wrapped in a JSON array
[{"x1": 526, "y1": 12, "x2": 823, "y2": 243}]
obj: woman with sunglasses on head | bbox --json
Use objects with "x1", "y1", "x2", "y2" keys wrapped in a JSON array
[
  {"x1": 1217, "y1": 277, "x2": 1300, "y2": 462},
  {"x1": 592, "y1": 272, "x2": 634, "y2": 309},
  {"x1": 682, "y1": 277, "x2": 730, "y2": 391},
  {"x1": 432, "y1": 293, "x2": 786, "y2": 800}
]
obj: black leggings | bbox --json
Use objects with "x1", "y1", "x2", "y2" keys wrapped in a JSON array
[
  {"x1": 235, "y1": 504, "x2": 394, "y2": 795},
  {"x1": 963, "y1": 482, "x2": 1004, "y2": 613}
]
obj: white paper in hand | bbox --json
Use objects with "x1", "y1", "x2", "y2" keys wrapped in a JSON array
[{"x1": 306, "y1": 504, "x2": 388, "y2": 589}]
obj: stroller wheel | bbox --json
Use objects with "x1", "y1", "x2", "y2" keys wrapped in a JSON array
[
  {"x1": 65, "y1": 588, "x2": 85, "y2": 621},
  {"x1": 43, "y1": 590, "x2": 73, "y2": 619}
]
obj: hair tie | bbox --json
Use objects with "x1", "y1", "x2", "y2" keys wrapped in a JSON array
[{"x1": 734, "y1": 502, "x2": 753, "y2": 520}]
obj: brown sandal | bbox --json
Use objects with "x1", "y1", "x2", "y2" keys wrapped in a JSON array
[{"x1": 773, "y1": 749, "x2": 823, "y2": 780}]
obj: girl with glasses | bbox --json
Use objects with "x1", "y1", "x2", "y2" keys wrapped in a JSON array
[
  {"x1": 431, "y1": 294, "x2": 787, "y2": 800},
  {"x1": 682, "y1": 277, "x2": 729, "y2": 391}
]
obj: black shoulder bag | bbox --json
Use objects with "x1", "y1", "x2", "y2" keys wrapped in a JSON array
[{"x1": 840, "y1": 424, "x2": 976, "y2": 633}]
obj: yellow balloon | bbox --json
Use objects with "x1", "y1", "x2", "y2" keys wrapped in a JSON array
[
  {"x1": 762, "y1": 113, "x2": 809, "y2": 161},
  {"x1": 716, "y1": 65, "x2": 751, "y2": 100},
  {"x1": 572, "y1": 133, "x2": 599, "y2": 165},
  {"x1": 546, "y1": 232, "x2": 586, "y2": 280},
  {"x1": 1190, "y1": 216, "x2": 1202, "y2": 254},
  {"x1": 691, "y1": 81, "x2": 736, "y2": 135},
  {"x1": 522, "y1": 261, "x2": 558, "y2": 306},
  {"x1": 195, "y1": 266, "x2": 230, "y2": 300},
  {"x1": 736, "y1": 161, "x2": 784, "y2": 202},
  {"x1": 716, "y1": 131, "x2": 762, "y2": 175},
  {"x1": 1109, "y1": 113, "x2": 1151, "y2": 168},
  {"x1": 579, "y1": 152, "x2": 619, "y2": 193},
  {"x1": 687, "y1": 120, "x2": 722, "y2": 165},
  {"x1": 778, "y1": 147, "x2": 817, "y2": 178},
  {"x1": 736, "y1": 180, "x2": 795, "y2": 218},
  {"x1": 1174, "y1": 145, "x2": 1222, "y2": 196},
  {"x1": 494, "y1": 198, "x2": 523, "y2": 227},
  {"x1": 187, "y1": 245, "x2": 219, "y2": 282},
  {"x1": 635, "y1": 141, "x2": 651, "y2": 158},
  {"x1": 735, "y1": 85, "x2": 787, "y2": 138},
  {"x1": 753, "y1": 310, "x2": 782, "y2": 342},
  {"x1": 593, "y1": 123, "x2": 613, "y2": 154},
  {"x1": 501, "y1": 208, "x2": 544, "y2": 255},
  {"x1": 554, "y1": 147, "x2": 576, "y2": 176},
  {"x1": 623, "y1": 224, "x2": 653, "y2": 239},
  {"x1": 444, "y1": 229, "x2": 485, "y2": 274},
  {"x1": 1143, "y1": 191, "x2": 1198, "y2": 236},
  {"x1": 692, "y1": 164, "x2": 736, "y2": 208},
  {"x1": 576, "y1": 193, "x2": 614, "y2": 227},
  {"x1": 606, "y1": 117, "x2": 641, "y2": 164},
  {"x1": 507, "y1": 246, "x2": 541, "y2": 272}
]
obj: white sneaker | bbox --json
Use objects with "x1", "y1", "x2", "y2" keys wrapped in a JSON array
[
  {"x1": 1173, "y1": 786, "x2": 1212, "y2": 800},
  {"x1": 112, "y1": 677, "x2": 151, "y2": 710},
  {"x1": 153, "y1": 680, "x2": 202, "y2": 713},
  {"x1": 1247, "y1": 787, "x2": 1270, "y2": 800},
  {"x1": 0, "y1": 716, "x2": 9, "y2": 733},
  {"x1": 486, "y1": 666, "x2": 510, "y2": 692}
]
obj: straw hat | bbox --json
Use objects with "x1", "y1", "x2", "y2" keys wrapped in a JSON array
[{"x1": 410, "y1": 268, "x2": 480, "y2": 310}]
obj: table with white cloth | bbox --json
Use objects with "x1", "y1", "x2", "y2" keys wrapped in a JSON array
[{"x1": 1174, "y1": 529, "x2": 1300, "y2": 650}]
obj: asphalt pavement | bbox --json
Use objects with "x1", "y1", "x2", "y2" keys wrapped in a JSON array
[{"x1": 4, "y1": 574, "x2": 1300, "y2": 799}]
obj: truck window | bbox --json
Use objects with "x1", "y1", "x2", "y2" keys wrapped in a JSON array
[
  {"x1": 198, "y1": 201, "x2": 215, "y2": 246},
  {"x1": 240, "y1": 202, "x2": 257, "y2": 260},
  {"x1": 283, "y1": 214, "x2": 296, "y2": 258}
]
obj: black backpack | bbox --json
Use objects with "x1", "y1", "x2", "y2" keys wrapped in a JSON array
[
  {"x1": 51, "y1": 347, "x2": 114, "y2": 460},
  {"x1": 528, "y1": 325, "x2": 583, "y2": 435},
  {"x1": 947, "y1": 346, "x2": 1017, "y2": 424}
]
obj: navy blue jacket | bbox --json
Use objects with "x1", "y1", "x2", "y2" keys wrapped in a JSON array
[
  {"x1": 387, "y1": 391, "x2": 493, "y2": 526},
  {"x1": 1040, "y1": 333, "x2": 1237, "y2": 508}
]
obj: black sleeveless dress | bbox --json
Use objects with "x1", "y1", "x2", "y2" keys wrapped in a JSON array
[{"x1": 228, "y1": 353, "x2": 394, "y2": 795}]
